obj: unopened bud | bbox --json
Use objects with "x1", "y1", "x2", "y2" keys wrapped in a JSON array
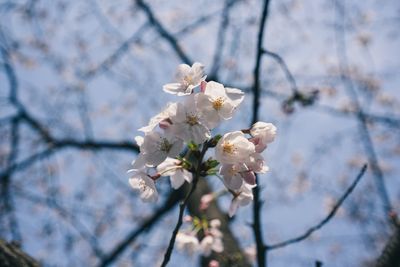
[
  {"x1": 208, "y1": 260, "x2": 220, "y2": 267},
  {"x1": 183, "y1": 215, "x2": 193, "y2": 222},
  {"x1": 200, "y1": 193, "x2": 214, "y2": 211}
]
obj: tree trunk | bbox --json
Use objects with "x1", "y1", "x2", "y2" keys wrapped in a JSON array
[
  {"x1": 0, "y1": 239, "x2": 40, "y2": 267},
  {"x1": 187, "y1": 178, "x2": 251, "y2": 267},
  {"x1": 375, "y1": 225, "x2": 400, "y2": 267}
]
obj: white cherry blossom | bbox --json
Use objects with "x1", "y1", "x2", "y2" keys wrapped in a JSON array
[
  {"x1": 200, "y1": 235, "x2": 223, "y2": 256},
  {"x1": 132, "y1": 131, "x2": 183, "y2": 169},
  {"x1": 138, "y1": 102, "x2": 177, "y2": 133},
  {"x1": 128, "y1": 170, "x2": 158, "y2": 202},
  {"x1": 219, "y1": 160, "x2": 259, "y2": 189},
  {"x1": 215, "y1": 131, "x2": 255, "y2": 164},
  {"x1": 200, "y1": 219, "x2": 224, "y2": 256},
  {"x1": 246, "y1": 153, "x2": 269, "y2": 174},
  {"x1": 228, "y1": 183, "x2": 255, "y2": 217},
  {"x1": 225, "y1": 87, "x2": 245, "y2": 107},
  {"x1": 176, "y1": 232, "x2": 200, "y2": 255},
  {"x1": 170, "y1": 95, "x2": 210, "y2": 144},
  {"x1": 196, "y1": 81, "x2": 241, "y2": 129},
  {"x1": 163, "y1": 62, "x2": 206, "y2": 96},
  {"x1": 219, "y1": 163, "x2": 245, "y2": 190},
  {"x1": 249, "y1": 122, "x2": 277, "y2": 152},
  {"x1": 157, "y1": 157, "x2": 193, "y2": 189}
]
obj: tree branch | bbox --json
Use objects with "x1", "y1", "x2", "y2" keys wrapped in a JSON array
[
  {"x1": 333, "y1": 0, "x2": 394, "y2": 223},
  {"x1": 97, "y1": 191, "x2": 182, "y2": 267},
  {"x1": 135, "y1": 0, "x2": 192, "y2": 65},
  {"x1": 160, "y1": 143, "x2": 208, "y2": 267},
  {"x1": 262, "y1": 49, "x2": 298, "y2": 93},
  {"x1": 267, "y1": 164, "x2": 367, "y2": 250},
  {"x1": 251, "y1": 1, "x2": 271, "y2": 266}
]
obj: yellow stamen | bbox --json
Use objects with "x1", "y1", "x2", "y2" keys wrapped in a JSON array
[
  {"x1": 184, "y1": 75, "x2": 193, "y2": 85},
  {"x1": 186, "y1": 115, "x2": 198, "y2": 126},
  {"x1": 159, "y1": 138, "x2": 172, "y2": 152},
  {"x1": 222, "y1": 142, "x2": 235, "y2": 154},
  {"x1": 212, "y1": 97, "x2": 224, "y2": 110}
]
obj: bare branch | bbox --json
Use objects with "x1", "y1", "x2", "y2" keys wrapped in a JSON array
[
  {"x1": 262, "y1": 49, "x2": 298, "y2": 93},
  {"x1": 135, "y1": 0, "x2": 192, "y2": 65},
  {"x1": 267, "y1": 164, "x2": 367, "y2": 250},
  {"x1": 160, "y1": 143, "x2": 208, "y2": 267},
  {"x1": 333, "y1": 0, "x2": 394, "y2": 223},
  {"x1": 251, "y1": 1, "x2": 272, "y2": 266},
  {"x1": 97, "y1": 191, "x2": 182, "y2": 267},
  {"x1": 209, "y1": 0, "x2": 236, "y2": 79}
]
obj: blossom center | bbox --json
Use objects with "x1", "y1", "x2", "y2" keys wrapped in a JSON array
[
  {"x1": 212, "y1": 97, "x2": 224, "y2": 110},
  {"x1": 222, "y1": 142, "x2": 236, "y2": 154},
  {"x1": 138, "y1": 179, "x2": 147, "y2": 192},
  {"x1": 183, "y1": 75, "x2": 193, "y2": 85},
  {"x1": 159, "y1": 138, "x2": 172, "y2": 152},
  {"x1": 186, "y1": 115, "x2": 199, "y2": 126}
]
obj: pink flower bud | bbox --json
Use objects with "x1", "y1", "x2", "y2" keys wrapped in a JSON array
[
  {"x1": 208, "y1": 260, "x2": 220, "y2": 267},
  {"x1": 200, "y1": 193, "x2": 214, "y2": 211},
  {"x1": 159, "y1": 118, "x2": 172, "y2": 130},
  {"x1": 249, "y1": 137, "x2": 267, "y2": 153},
  {"x1": 183, "y1": 215, "x2": 193, "y2": 222}
]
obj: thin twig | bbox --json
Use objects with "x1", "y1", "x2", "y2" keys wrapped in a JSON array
[
  {"x1": 135, "y1": 0, "x2": 192, "y2": 65},
  {"x1": 98, "y1": 191, "x2": 181, "y2": 267},
  {"x1": 267, "y1": 164, "x2": 367, "y2": 250},
  {"x1": 209, "y1": 0, "x2": 235, "y2": 79},
  {"x1": 333, "y1": 0, "x2": 393, "y2": 223},
  {"x1": 262, "y1": 49, "x2": 298, "y2": 93},
  {"x1": 160, "y1": 144, "x2": 208, "y2": 267}
]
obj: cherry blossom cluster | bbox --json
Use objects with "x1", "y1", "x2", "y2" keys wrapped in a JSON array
[
  {"x1": 176, "y1": 217, "x2": 223, "y2": 257},
  {"x1": 128, "y1": 62, "x2": 277, "y2": 217}
]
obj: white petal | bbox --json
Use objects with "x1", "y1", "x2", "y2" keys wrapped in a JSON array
[
  {"x1": 226, "y1": 87, "x2": 244, "y2": 108},
  {"x1": 200, "y1": 236, "x2": 213, "y2": 256},
  {"x1": 168, "y1": 139, "x2": 183, "y2": 158},
  {"x1": 131, "y1": 153, "x2": 146, "y2": 169},
  {"x1": 224, "y1": 173, "x2": 243, "y2": 191},
  {"x1": 134, "y1": 136, "x2": 144, "y2": 147},
  {"x1": 212, "y1": 238, "x2": 224, "y2": 253},
  {"x1": 182, "y1": 169, "x2": 193, "y2": 183},
  {"x1": 204, "y1": 81, "x2": 226, "y2": 98},
  {"x1": 156, "y1": 157, "x2": 178, "y2": 176},
  {"x1": 170, "y1": 171, "x2": 186, "y2": 189},
  {"x1": 228, "y1": 198, "x2": 239, "y2": 217}
]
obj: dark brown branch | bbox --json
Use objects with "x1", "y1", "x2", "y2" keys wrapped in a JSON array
[
  {"x1": 0, "y1": 140, "x2": 139, "y2": 182},
  {"x1": 97, "y1": 191, "x2": 181, "y2": 267},
  {"x1": 267, "y1": 164, "x2": 367, "y2": 250},
  {"x1": 251, "y1": 1, "x2": 271, "y2": 266},
  {"x1": 135, "y1": 0, "x2": 192, "y2": 65}
]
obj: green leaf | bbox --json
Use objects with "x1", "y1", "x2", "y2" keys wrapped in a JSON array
[
  {"x1": 208, "y1": 134, "x2": 222, "y2": 147},
  {"x1": 187, "y1": 141, "x2": 198, "y2": 151}
]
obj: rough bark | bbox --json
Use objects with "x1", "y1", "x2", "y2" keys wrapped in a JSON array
[
  {"x1": 0, "y1": 239, "x2": 40, "y2": 267},
  {"x1": 375, "y1": 225, "x2": 400, "y2": 267},
  {"x1": 187, "y1": 178, "x2": 251, "y2": 267}
]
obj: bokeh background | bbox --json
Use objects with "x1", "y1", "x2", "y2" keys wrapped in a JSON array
[{"x1": 0, "y1": 0, "x2": 399, "y2": 266}]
